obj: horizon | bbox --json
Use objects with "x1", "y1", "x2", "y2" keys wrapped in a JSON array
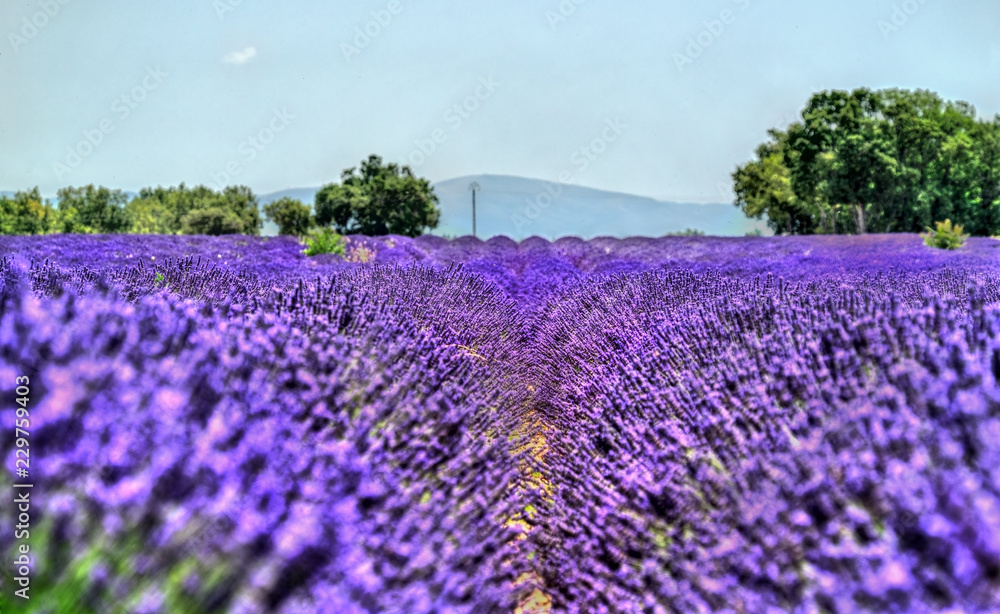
[
  {"x1": 3, "y1": 172, "x2": 772, "y2": 239},
  {"x1": 2, "y1": 171, "x2": 748, "y2": 206},
  {"x1": 2, "y1": 1, "x2": 998, "y2": 208}
]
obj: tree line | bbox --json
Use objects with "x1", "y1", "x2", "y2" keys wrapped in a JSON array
[
  {"x1": 734, "y1": 87, "x2": 1000, "y2": 235},
  {"x1": 0, "y1": 155, "x2": 440, "y2": 238}
]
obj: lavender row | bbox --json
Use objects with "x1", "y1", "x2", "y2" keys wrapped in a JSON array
[
  {"x1": 526, "y1": 269, "x2": 1000, "y2": 612},
  {"x1": 0, "y1": 260, "x2": 532, "y2": 613},
  {"x1": 4, "y1": 234, "x2": 1000, "y2": 296}
]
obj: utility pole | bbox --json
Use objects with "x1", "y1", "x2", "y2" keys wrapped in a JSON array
[{"x1": 468, "y1": 181, "x2": 480, "y2": 237}]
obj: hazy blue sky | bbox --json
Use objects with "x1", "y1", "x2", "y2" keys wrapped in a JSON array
[{"x1": 2, "y1": 0, "x2": 998, "y2": 203}]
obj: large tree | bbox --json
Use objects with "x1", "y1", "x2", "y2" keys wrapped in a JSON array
[
  {"x1": 315, "y1": 155, "x2": 440, "y2": 237},
  {"x1": 0, "y1": 188, "x2": 53, "y2": 235},
  {"x1": 128, "y1": 184, "x2": 261, "y2": 235},
  {"x1": 263, "y1": 197, "x2": 313, "y2": 236},
  {"x1": 56, "y1": 185, "x2": 131, "y2": 234},
  {"x1": 217, "y1": 185, "x2": 262, "y2": 236},
  {"x1": 735, "y1": 88, "x2": 1000, "y2": 236},
  {"x1": 783, "y1": 88, "x2": 897, "y2": 234},
  {"x1": 732, "y1": 129, "x2": 817, "y2": 235}
]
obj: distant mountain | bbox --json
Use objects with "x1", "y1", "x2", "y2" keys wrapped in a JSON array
[
  {"x1": 257, "y1": 188, "x2": 322, "y2": 206},
  {"x1": 432, "y1": 175, "x2": 769, "y2": 239},
  {"x1": 4, "y1": 178, "x2": 770, "y2": 239},
  {"x1": 258, "y1": 175, "x2": 770, "y2": 239}
]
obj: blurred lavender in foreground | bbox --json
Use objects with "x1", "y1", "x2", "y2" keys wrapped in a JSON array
[{"x1": 1, "y1": 233, "x2": 999, "y2": 612}]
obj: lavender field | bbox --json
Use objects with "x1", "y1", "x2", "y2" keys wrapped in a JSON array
[{"x1": 2, "y1": 233, "x2": 1000, "y2": 613}]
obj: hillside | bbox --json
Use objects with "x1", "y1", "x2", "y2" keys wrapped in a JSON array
[{"x1": 259, "y1": 175, "x2": 770, "y2": 239}]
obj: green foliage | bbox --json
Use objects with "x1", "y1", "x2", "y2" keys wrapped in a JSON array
[
  {"x1": 745, "y1": 229, "x2": 764, "y2": 237},
  {"x1": 302, "y1": 227, "x2": 347, "y2": 257},
  {"x1": 125, "y1": 196, "x2": 177, "y2": 234},
  {"x1": 733, "y1": 130, "x2": 817, "y2": 235},
  {"x1": 180, "y1": 207, "x2": 245, "y2": 235},
  {"x1": 735, "y1": 87, "x2": 1000, "y2": 236},
  {"x1": 263, "y1": 197, "x2": 313, "y2": 236},
  {"x1": 920, "y1": 218, "x2": 969, "y2": 249},
  {"x1": 0, "y1": 188, "x2": 54, "y2": 235},
  {"x1": 665, "y1": 228, "x2": 706, "y2": 236},
  {"x1": 48, "y1": 204, "x2": 90, "y2": 235},
  {"x1": 131, "y1": 184, "x2": 261, "y2": 235},
  {"x1": 56, "y1": 185, "x2": 131, "y2": 234},
  {"x1": 315, "y1": 154, "x2": 440, "y2": 237},
  {"x1": 2, "y1": 183, "x2": 263, "y2": 236},
  {"x1": 218, "y1": 185, "x2": 263, "y2": 235}
]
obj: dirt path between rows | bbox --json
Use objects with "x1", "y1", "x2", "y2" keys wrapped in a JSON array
[{"x1": 503, "y1": 388, "x2": 555, "y2": 614}]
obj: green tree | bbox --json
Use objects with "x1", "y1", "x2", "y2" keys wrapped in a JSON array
[
  {"x1": 180, "y1": 207, "x2": 245, "y2": 235},
  {"x1": 314, "y1": 183, "x2": 365, "y2": 231},
  {"x1": 969, "y1": 117, "x2": 1000, "y2": 234},
  {"x1": 132, "y1": 184, "x2": 261, "y2": 235},
  {"x1": 733, "y1": 130, "x2": 818, "y2": 235},
  {"x1": 125, "y1": 197, "x2": 177, "y2": 234},
  {"x1": 738, "y1": 87, "x2": 1000, "y2": 236},
  {"x1": 135, "y1": 183, "x2": 217, "y2": 232},
  {"x1": 784, "y1": 88, "x2": 896, "y2": 234},
  {"x1": 48, "y1": 204, "x2": 86, "y2": 234},
  {"x1": 219, "y1": 185, "x2": 262, "y2": 235},
  {"x1": 55, "y1": 185, "x2": 131, "y2": 233},
  {"x1": 315, "y1": 154, "x2": 440, "y2": 237},
  {"x1": 263, "y1": 197, "x2": 313, "y2": 236},
  {"x1": 0, "y1": 188, "x2": 53, "y2": 235}
]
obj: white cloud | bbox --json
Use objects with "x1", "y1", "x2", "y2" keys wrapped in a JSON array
[{"x1": 222, "y1": 46, "x2": 257, "y2": 65}]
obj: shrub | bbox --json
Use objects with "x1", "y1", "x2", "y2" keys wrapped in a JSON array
[
  {"x1": 665, "y1": 228, "x2": 705, "y2": 236},
  {"x1": 180, "y1": 207, "x2": 245, "y2": 235},
  {"x1": 302, "y1": 226, "x2": 347, "y2": 257},
  {"x1": 921, "y1": 218, "x2": 969, "y2": 250}
]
